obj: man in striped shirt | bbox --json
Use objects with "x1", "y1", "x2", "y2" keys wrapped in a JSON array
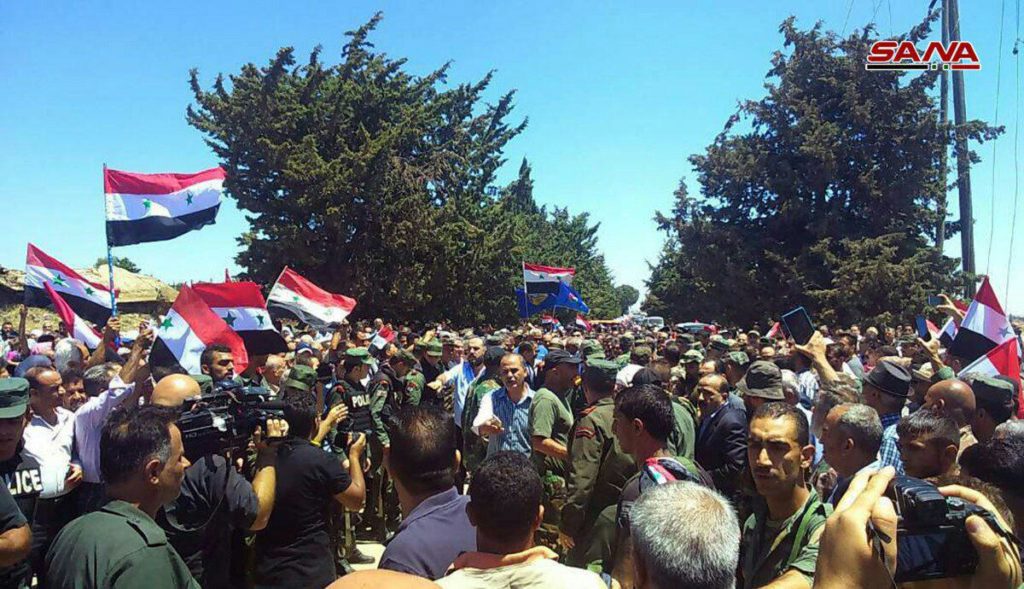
[{"x1": 472, "y1": 354, "x2": 534, "y2": 457}]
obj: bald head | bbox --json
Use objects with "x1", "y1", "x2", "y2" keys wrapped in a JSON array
[
  {"x1": 924, "y1": 379, "x2": 977, "y2": 428},
  {"x1": 151, "y1": 374, "x2": 201, "y2": 408}
]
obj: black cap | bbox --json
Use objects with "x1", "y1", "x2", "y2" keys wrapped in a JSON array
[
  {"x1": 483, "y1": 346, "x2": 506, "y2": 367},
  {"x1": 544, "y1": 349, "x2": 582, "y2": 369},
  {"x1": 864, "y1": 360, "x2": 912, "y2": 398}
]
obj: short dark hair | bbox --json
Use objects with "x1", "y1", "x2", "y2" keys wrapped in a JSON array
[
  {"x1": 896, "y1": 408, "x2": 959, "y2": 447},
  {"x1": 83, "y1": 363, "x2": 120, "y2": 397},
  {"x1": 387, "y1": 404, "x2": 456, "y2": 495},
  {"x1": 282, "y1": 388, "x2": 317, "y2": 439},
  {"x1": 200, "y1": 344, "x2": 232, "y2": 369},
  {"x1": 662, "y1": 342, "x2": 682, "y2": 366},
  {"x1": 959, "y1": 437, "x2": 1024, "y2": 498},
  {"x1": 100, "y1": 405, "x2": 178, "y2": 485},
  {"x1": 151, "y1": 364, "x2": 187, "y2": 384},
  {"x1": 469, "y1": 452, "x2": 542, "y2": 540},
  {"x1": 518, "y1": 341, "x2": 535, "y2": 355},
  {"x1": 60, "y1": 367, "x2": 84, "y2": 386},
  {"x1": 615, "y1": 384, "x2": 675, "y2": 442},
  {"x1": 583, "y1": 364, "x2": 615, "y2": 395},
  {"x1": 751, "y1": 402, "x2": 809, "y2": 446}
]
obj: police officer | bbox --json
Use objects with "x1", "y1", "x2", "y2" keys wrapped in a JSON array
[
  {"x1": 46, "y1": 405, "x2": 198, "y2": 588},
  {"x1": 559, "y1": 359, "x2": 636, "y2": 570},
  {"x1": 0, "y1": 378, "x2": 41, "y2": 588}
]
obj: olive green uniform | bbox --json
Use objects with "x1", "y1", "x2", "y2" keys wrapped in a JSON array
[
  {"x1": 461, "y1": 376, "x2": 501, "y2": 475},
  {"x1": 739, "y1": 490, "x2": 831, "y2": 589},
  {"x1": 45, "y1": 500, "x2": 199, "y2": 589},
  {"x1": 560, "y1": 396, "x2": 637, "y2": 570},
  {"x1": 666, "y1": 396, "x2": 697, "y2": 460},
  {"x1": 528, "y1": 387, "x2": 574, "y2": 549},
  {"x1": 401, "y1": 369, "x2": 425, "y2": 407}
]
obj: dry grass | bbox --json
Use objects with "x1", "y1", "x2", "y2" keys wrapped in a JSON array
[{"x1": 0, "y1": 305, "x2": 152, "y2": 332}]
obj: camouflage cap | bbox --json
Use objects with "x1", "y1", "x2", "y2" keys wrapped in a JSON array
[
  {"x1": 725, "y1": 351, "x2": 750, "y2": 366},
  {"x1": 426, "y1": 339, "x2": 443, "y2": 357},
  {"x1": 736, "y1": 361, "x2": 784, "y2": 400},
  {"x1": 392, "y1": 348, "x2": 417, "y2": 365},
  {"x1": 709, "y1": 338, "x2": 731, "y2": 353},
  {"x1": 680, "y1": 349, "x2": 705, "y2": 365},
  {"x1": 190, "y1": 374, "x2": 214, "y2": 396},
  {"x1": 345, "y1": 347, "x2": 374, "y2": 365},
  {"x1": 282, "y1": 364, "x2": 317, "y2": 392}
]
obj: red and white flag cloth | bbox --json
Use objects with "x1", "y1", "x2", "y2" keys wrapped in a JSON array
[
  {"x1": 192, "y1": 282, "x2": 288, "y2": 355},
  {"x1": 267, "y1": 267, "x2": 357, "y2": 328},
  {"x1": 370, "y1": 326, "x2": 395, "y2": 350},
  {"x1": 958, "y1": 337, "x2": 1023, "y2": 417},
  {"x1": 949, "y1": 278, "x2": 1016, "y2": 363},
  {"x1": 575, "y1": 314, "x2": 593, "y2": 332},
  {"x1": 44, "y1": 282, "x2": 101, "y2": 350},
  {"x1": 149, "y1": 285, "x2": 248, "y2": 375},
  {"x1": 25, "y1": 244, "x2": 115, "y2": 326},
  {"x1": 104, "y1": 167, "x2": 225, "y2": 246},
  {"x1": 523, "y1": 262, "x2": 575, "y2": 295},
  {"x1": 766, "y1": 322, "x2": 782, "y2": 339}
]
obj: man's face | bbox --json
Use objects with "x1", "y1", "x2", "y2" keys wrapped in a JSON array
[
  {"x1": 820, "y1": 407, "x2": 851, "y2": 475},
  {"x1": 452, "y1": 343, "x2": 464, "y2": 362},
  {"x1": 696, "y1": 377, "x2": 726, "y2": 415},
  {"x1": 612, "y1": 409, "x2": 638, "y2": 456},
  {"x1": 57, "y1": 324, "x2": 68, "y2": 337},
  {"x1": 1, "y1": 323, "x2": 10, "y2": 332},
  {"x1": 264, "y1": 360, "x2": 286, "y2": 385},
  {"x1": 898, "y1": 434, "x2": 950, "y2": 479},
  {"x1": 203, "y1": 351, "x2": 234, "y2": 381},
  {"x1": 467, "y1": 339, "x2": 485, "y2": 365},
  {"x1": 0, "y1": 413, "x2": 28, "y2": 461},
  {"x1": 744, "y1": 395, "x2": 768, "y2": 416},
  {"x1": 156, "y1": 425, "x2": 190, "y2": 505},
  {"x1": 63, "y1": 377, "x2": 87, "y2": 412},
  {"x1": 684, "y1": 362, "x2": 699, "y2": 377},
  {"x1": 748, "y1": 415, "x2": 810, "y2": 497},
  {"x1": 348, "y1": 363, "x2": 370, "y2": 382},
  {"x1": 500, "y1": 356, "x2": 526, "y2": 390},
  {"x1": 544, "y1": 363, "x2": 576, "y2": 392},
  {"x1": 31, "y1": 370, "x2": 64, "y2": 413}
]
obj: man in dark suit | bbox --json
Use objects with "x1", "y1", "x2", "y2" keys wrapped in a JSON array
[{"x1": 694, "y1": 374, "x2": 748, "y2": 500}]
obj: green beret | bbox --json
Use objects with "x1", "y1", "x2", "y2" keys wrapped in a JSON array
[
  {"x1": 345, "y1": 347, "x2": 374, "y2": 365},
  {"x1": 190, "y1": 374, "x2": 214, "y2": 396},
  {"x1": 586, "y1": 359, "x2": 619, "y2": 380},
  {"x1": 282, "y1": 365, "x2": 318, "y2": 392},
  {"x1": 0, "y1": 378, "x2": 29, "y2": 419},
  {"x1": 426, "y1": 340, "x2": 443, "y2": 357}
]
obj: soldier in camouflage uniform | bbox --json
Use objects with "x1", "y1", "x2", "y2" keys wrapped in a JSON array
[
  {"x1": 460, "y1": 346, "x2": 504, "y2": 478},
  {"x1": 560, "y1": 359, "x2": 637, "y2": 572},
  {"x1": 527, "y1": 349, "x2": 579, "y2": 551}
]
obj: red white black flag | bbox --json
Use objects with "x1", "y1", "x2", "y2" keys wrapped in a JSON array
[
  {"x1": 44, "y1": 283, "x2": 102, "y2": 350},
  {"x1": 267, "y1": 267, "x2": 357, "y2": 328},
  {"x1": 149, "y1": 285, "x2": 249, "y2": 376},
  {"x1": 25, "y1": 244, "x2": 114, "y2": 326},
  {"x1": 192, "y1": 282, "x2": 288, "y2": 355}
]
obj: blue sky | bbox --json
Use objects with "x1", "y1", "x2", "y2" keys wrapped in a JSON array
[{"x1": 1, "y1": 1, "x2": 1020, "y2": 315}]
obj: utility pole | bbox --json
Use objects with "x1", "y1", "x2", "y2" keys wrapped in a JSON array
[
  {"x1": 936, "y1": 0, "x2": 949, "y2": 252},
  {"x1": 948, "y1": 0, "x2": 976, "y2": 297}
]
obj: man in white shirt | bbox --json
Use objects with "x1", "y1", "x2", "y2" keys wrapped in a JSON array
[{"x1": 23, "y1": 366, "x2": 82, "y2": 584}]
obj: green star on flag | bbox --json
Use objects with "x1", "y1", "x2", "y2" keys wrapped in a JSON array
[
  {"x1": 84, "y1": 286, "x2": 95, "y2": 296},
  {"x1": 256, "y1": 314, "x2": 265, "y2": 327},
  {"x1": 160, "y1": 317, "x2": 173, "y2": 330},
  {"x1": 51, "y1": 274, "x2": 67, "y2": 287},
  {"x1": 223, "y1": 312, "x2": 237, "y2": 327},
  {"x1": 185, "y1": 192, "x2": 194, "y2": 205},
  {"x1": 292, "y1": 295, "x2": 300, "y2": 302},
  {"x1": 142, "y1": 199, "x2": 152, "y2": 213}
]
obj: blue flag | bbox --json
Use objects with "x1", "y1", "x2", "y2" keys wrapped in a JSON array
[{"x1": 516, "y1": 282, "x2": 589, "y2": 317}]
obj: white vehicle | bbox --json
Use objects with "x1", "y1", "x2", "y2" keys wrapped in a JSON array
[{"x1": 644, "y1": 316, "x2": 665, "y2": 329}]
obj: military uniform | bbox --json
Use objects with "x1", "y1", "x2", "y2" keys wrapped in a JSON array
[
  {"x1": 0, "y1": 378, "x2": 41, "y2": 589},
  {"x1": 666, "y1": 396, "x2": 697, "y2": 460},
  {"x1": 739, "y1": 490, "x2": 831, "y2": 589},
  {"x1": 402, "y1": 369, "x2": 425, "y2": 407},
  {"x1": 560, "y1": 395, "x2": 636, "y2": 570},
  {"x1": 460, "y1": 374, "x2": 500, "y2": 476},
  {"x1": 528, "y1": 386, "x2": 574, "y2": 549},
  {"x1": 46, "y1": 500, "x2": 199, "y2": 588}
]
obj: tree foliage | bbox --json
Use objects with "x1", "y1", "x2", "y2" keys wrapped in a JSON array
[
  {"x1": 644, "y1": 15, "x2": 999, "y2": 328},
  {"x1": 614, "y1": 285, "x2": 640, "y2": 314},
  {"x1": 95, "y1": 256, "x2": 141, "y2": 273},
  {"x1": 187, "y1": 14, "x2": 617, "y2": 324}
]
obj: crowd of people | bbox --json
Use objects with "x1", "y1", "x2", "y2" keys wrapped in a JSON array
[{"x1": 0, "y1": 298, "x2": 1022, "y2": 588}]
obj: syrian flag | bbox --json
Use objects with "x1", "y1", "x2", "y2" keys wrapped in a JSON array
[
  {"x1": 150, "y1": 285, "x2": 248, "y2": 375},
  {"x1": 267, "y1": 267, "x2": 357, "y2": 328},
  {"x1": 44, "y1": 283, "x2": 102, "y2": 350},
  {"x1": 575, "y1": 314, "x2": 593, "y2": 332},
  {"x1": 192, "y1": 282, "x2": 287, "y2": 355},
  {"x1": 938, "y1": 318, "x2": 958, "y2": 348},
  {"x1": 958, "y1": 338, "x2": 1023, "y2": 417},
  {"x1": 766, "y1": 322, "x2": 782, "y2": 339},
  {"x1": 523, "y1": 263, "x2": 575, "y2": 295},
  {"x1": 370, "y1": 326, "x2": 395, "y2": 350},
  {"x1": 541, "y1": 314, "x2": 561, "y2": 328},
  {"x1": 104, "y1": 167, "x2": 225, "y2": 246},
  {"x1": 25, "y1": 244, "x2": 114, "y2": 325},
  {"x1": 949, "y1": 278, "x2": 1016, "y2": 363}
]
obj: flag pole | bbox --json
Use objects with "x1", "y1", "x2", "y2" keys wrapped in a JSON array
[
  {"x1": 521, "y1": 261, "x2": 530, "y2": 322},
  {"x1": 103, "y1": 164, "x2": 118, "y2": 317}
]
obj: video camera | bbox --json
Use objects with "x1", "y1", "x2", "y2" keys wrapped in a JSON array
[
  {"x1": 176, "y1": 380, "x2": 286, "y2": 460},
  {"x1": 888, "y1": 475, "x2": 1018, "y2": 582}
]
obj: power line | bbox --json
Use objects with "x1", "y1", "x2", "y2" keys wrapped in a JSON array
[
  {"x1": 985, "y1": 0, "x2": 1007, "y2": 274},
  {"x1": 887, "y1": 0, "x2": 894, "y2": 37},
  {"x1": 842, "y1": 0, "x2": 857, "y2": 36}
]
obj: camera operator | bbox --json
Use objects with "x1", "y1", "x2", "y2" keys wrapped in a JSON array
[
  {"x1": 812, "y1": 467, "x2": 1022, "y2": 588},
  {"x1": 150, "y1": 374, "x2": 286, "y2": 589},
  {"x1": 254, "y1": 387, "x2": 365, "y2": 589}
]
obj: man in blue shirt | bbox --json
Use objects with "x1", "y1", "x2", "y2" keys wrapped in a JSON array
[
  {"x1": 472, "y1": 354, "x2": 534, "y2": 457},
  {"x1": 380, "y1": 404, "x2": 476, "y2": 579},
  {"x1": 862, "y1": 360, "x2": 911, "y2": 474}
]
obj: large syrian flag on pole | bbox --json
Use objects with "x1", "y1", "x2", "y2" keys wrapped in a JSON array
[
  {"x1": 958, "y1": 337, "x2": 1023, "y2": 417},
  {"x1": 104, "y1": 167, "x2": 225, "y2": 246},
  {"x1": 523, "y1": 263, "x2": 575, "y2": 295},
  {"x1": 267, "y1": 267, "x2": 357, "y2": 328},
  {"x1": 44, "y1": 283, "x2": 102, "y2": 350},
  {"x1": 575, "y1": 314, "x2": 593, "y2": 332},
  {"x1": 370, "y1": 326, "x2": 395, "y2": 351},
  {"x1": 25, "y1": 244, "x2": 114, "y2": 325},
  {"x1": 949, "y1": 278, "x2": 1016, "y2": 364},
  {"x1": 192, "y1": 282, "x2": 288, "y2": 355},
  {"x1": 150, "y1": 285, "x2": 248, "y2": 375}
]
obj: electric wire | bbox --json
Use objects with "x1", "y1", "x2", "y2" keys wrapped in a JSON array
[{"x1": 985, "y1": 0, "x2": 1007, "y2": 274}]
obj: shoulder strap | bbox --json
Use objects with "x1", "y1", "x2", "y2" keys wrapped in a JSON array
[{"x1": 787, "y1": 494, "x2": 825, "y2": 565}]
